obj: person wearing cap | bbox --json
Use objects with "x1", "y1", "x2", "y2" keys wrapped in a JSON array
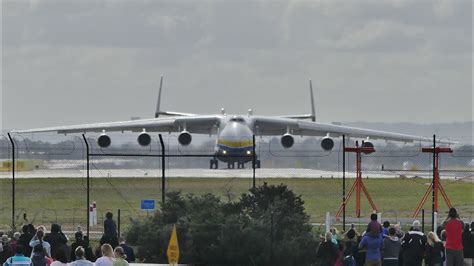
[
  {"x1": 400, "y1": 220, "x2": 427, "y2": 266},
  {"x1": 2, "y1": 245, "x2": 32, "y2": 266},
  {"x1": 441, "y1": 208, "x2": 464, "y2": 266}
]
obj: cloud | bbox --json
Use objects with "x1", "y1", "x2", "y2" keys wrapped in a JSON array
[{"x1": 2, "y1": 0, "x2": 471, "y2": 129}]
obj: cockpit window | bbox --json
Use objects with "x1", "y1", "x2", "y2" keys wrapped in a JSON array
[{"x1": 229, "y1": 117, "x2": 245, "y2": 123}]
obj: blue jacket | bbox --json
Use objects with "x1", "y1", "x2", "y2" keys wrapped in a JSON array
[
  {"x1": 3, "y1": 254, "x2": 32, "y2": 266},
  {"x1": 359, "y1": 234, "x2": 383, "y2": 261}
]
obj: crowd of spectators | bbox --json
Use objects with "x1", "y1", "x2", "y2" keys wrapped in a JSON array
[
  {"x1": 0, "y1": 213, "x2": 135, "y2": 266},
  {"x1": 315, "y1": 208, "x2": 473, "y2": 266}
]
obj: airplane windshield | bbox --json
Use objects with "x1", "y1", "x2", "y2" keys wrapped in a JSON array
[{"x1": 229, "y1": 117, "x2": 245, "y2": 123}]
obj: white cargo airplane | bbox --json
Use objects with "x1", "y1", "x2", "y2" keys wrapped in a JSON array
[{"x1": 13, "y1": 77, "x2": 440, "y2": 169}]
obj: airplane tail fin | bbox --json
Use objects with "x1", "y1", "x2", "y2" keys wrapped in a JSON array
[
  {"x1": 309, "y1": 79, "x2": 316, "y2": 122},
  {"x1": 155, "y1": 75, "x2": 164, "y2": 118},
  {"x1": 277, "y1": 79, "x2": 317, "y2": 121},
  {"x1": 154, "y1": 76, "x2": 196, "y2": 118}
]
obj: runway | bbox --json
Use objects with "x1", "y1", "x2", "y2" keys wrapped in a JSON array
[{"x1": 0, "y1": 168, "x2": 469, "y2": 180}]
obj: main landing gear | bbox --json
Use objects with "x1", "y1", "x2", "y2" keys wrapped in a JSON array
[{"x1": 209, "y1": 159, "x2": 261, "y2": 169}]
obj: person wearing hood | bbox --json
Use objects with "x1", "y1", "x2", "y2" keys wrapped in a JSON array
[
  {"x1": 382, "y1": 227, "x2": 400, "y2": 266},
  {"x1": 359, "y1": 231, "x2": 383, "y2": 266},
  {"x1": 424, "y1": 231, "x2": 445, "y2": 266},
  {"x1": 401, "y1": 220, "x2": 427, "y2": 266},
  {"x1": 18, "y1": 225, "x2": 34, "y2": 257},
  {"x1": 44, "y1": 224, "x2": 67, "y2": 258}
]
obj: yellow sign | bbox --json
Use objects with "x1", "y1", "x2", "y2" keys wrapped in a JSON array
[{"x1": 166, "y1": 224, "x2": 180, "y2": 265}]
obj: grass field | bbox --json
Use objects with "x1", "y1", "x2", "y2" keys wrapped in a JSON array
[{"x1": 0, "y1": 177, "x2": 472, "y2": 233}]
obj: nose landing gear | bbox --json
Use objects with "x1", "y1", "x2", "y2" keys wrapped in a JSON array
[{"x1": 210, "y1": 158, "x2": 219, "y2": 169}]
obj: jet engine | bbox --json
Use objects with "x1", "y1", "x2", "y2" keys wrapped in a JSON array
[
  {"x1": 97, "y1": 133, "x2": 111, "y2": 148},
  {"x1": 321, "y1": 136, "x2": 334, "y2": 151},
  {"x1": 137, "y1": 132, "x2": 151, "y2": 146},
  {"x1": 281, "y1": 133, "x2": 294, "y2": 148},
  {"x1": 362, "y1": 141, "x2": 374, "y2": 154},
  {"x1": 178, "y1": 131, "x2": 192, "y2": 146}
]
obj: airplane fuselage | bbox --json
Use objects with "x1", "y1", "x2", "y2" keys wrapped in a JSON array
[{"x1": 214, "y1": 116, "x2": 255, "y2": 165}]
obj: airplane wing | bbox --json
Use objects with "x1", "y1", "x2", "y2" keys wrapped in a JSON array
[
  {"x1": 12, "y1": 115, "x2": 221, "y2": 135},
  {"x1": 252, "y1": 116, "x2": 446, "y2": 143}
]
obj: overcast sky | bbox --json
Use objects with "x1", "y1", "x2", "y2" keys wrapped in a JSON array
[{"x1": 1, "y1": 0, "x2": 472, "y2": 130}]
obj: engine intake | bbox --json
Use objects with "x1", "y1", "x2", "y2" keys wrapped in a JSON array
[
  {"x1": 97, "y1": 134, "x2": 111, "y2": 148},
  {"x1": 281, "y1": 134, "x2": 294, "y2": 148},
  {"x1": 321, "y1": 137, "x2": 334, "y2": 151},
  {"x1": 178, "y1": 131, "x2": 192, "y2": 146},
  {"x1": 362, "y1": 141, "x2": 374, "y2": 154},
  {"x1": 137, "y1": 132, "x2": 151, "y2": 146}
]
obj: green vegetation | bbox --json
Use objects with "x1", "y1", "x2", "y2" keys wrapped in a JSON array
[
  {"x1": 126, "y1": 183, "x2": 318, "y2": 264},
  {"x1": 0, "y1": 177, "x2": 472, "y2": 232}
]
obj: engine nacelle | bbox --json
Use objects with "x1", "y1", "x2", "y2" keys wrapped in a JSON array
[
  {"x1": 137, "y1": 132, "x2": 151, "y2": 146},
  {"x1": 97, "y1": 133, "x2": 111, "y2": 148},
  {"x1": 321, "y1": 136, "x2": 334, "y2": 151},
  {"x1": 281, "y1": 133, "x2": 294, "y2": 148},
  {"x1": 178, "y1": 131, "x2": 192, "y2": 146},
  {"x1": 362, "y1": 141, "x2": 374, "y2": 154}
]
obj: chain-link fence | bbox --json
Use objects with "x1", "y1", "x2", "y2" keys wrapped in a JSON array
[{"x1": 1, "y1": 132, "x2": 472, "y2": 236}]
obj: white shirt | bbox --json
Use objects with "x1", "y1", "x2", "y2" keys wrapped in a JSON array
[
  {"x1": 50, "y1": 261, "x2": 67, "y2": 266},
  {"x1": 68, "y1": 259, "x2": 94, "y2": 266},
  {"x1": 95, "y1": 256, "x2": 114, "y2": 266}
]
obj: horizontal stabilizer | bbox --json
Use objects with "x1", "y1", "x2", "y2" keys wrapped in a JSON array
[
  {"x1": 278, "y1": 114, "x2": 314, "y2": 120},
  {"x1": 157, "y1": 111, "x2": 196, "y2": 117}
]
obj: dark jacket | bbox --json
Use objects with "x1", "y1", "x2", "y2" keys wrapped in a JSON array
[
  {"x1": 382, "y1": 236, "x2": 400, "y2": 259},
  {"x1": 119, "y1": 243, "x2": 135, "y2": 262},
  {"x1": 424, "y1": 242, "x2": 445, "y2": 265},
  {"x1": 31, "y1": 253, "x2": 46, "y2": 266},
  {"x1": 462, "y1": 230, "x2": 474, "y2": 258},
  {"x1": 401, "y1": 230, "x2": 427, "y2": 262},
  {"x1": 18, "y1": 233, "x2": 33, "y2": 257},
  {"x1": 316, "y1": 241, "x2": 338, "y2": 266},
  {"x1": 103, "y1": 219, "x2": 117, "y2": 238},
  {"x1": 44, "y1": 224, "x2": 68, "y2": 256}
]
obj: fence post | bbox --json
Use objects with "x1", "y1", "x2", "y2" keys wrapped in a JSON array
[
  {"x1": 82, "y1": 134, "x2": 91, "y2": 237},
  {"x1": 117, "y1": 209, "x2": 121, "y2": 238},
  {"x1": 325, "y1": 212, "x2": 331, "y2": 233},
  {"x1": 7, "y1": 133, "x2": 16, "y2": 230},
  {"x1": 422, "y1": 209, "x2": 425, "y2": 233},
  {"x1": 432, "y1": 135, "x2": 436, "y2": 231},
  {"x1": 158, "y1": 134, "x2": 166, "y2": 204},
  {"x1": 342, "y1": 135, "x2": 346, "y2": 231},
  {"x1": 252, "y1": 135, "x2": 256, "y2": 189}
]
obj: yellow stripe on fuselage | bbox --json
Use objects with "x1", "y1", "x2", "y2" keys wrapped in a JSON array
[{"x1": 217, "y1": 139, "x2": 253, "y2": 148}]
